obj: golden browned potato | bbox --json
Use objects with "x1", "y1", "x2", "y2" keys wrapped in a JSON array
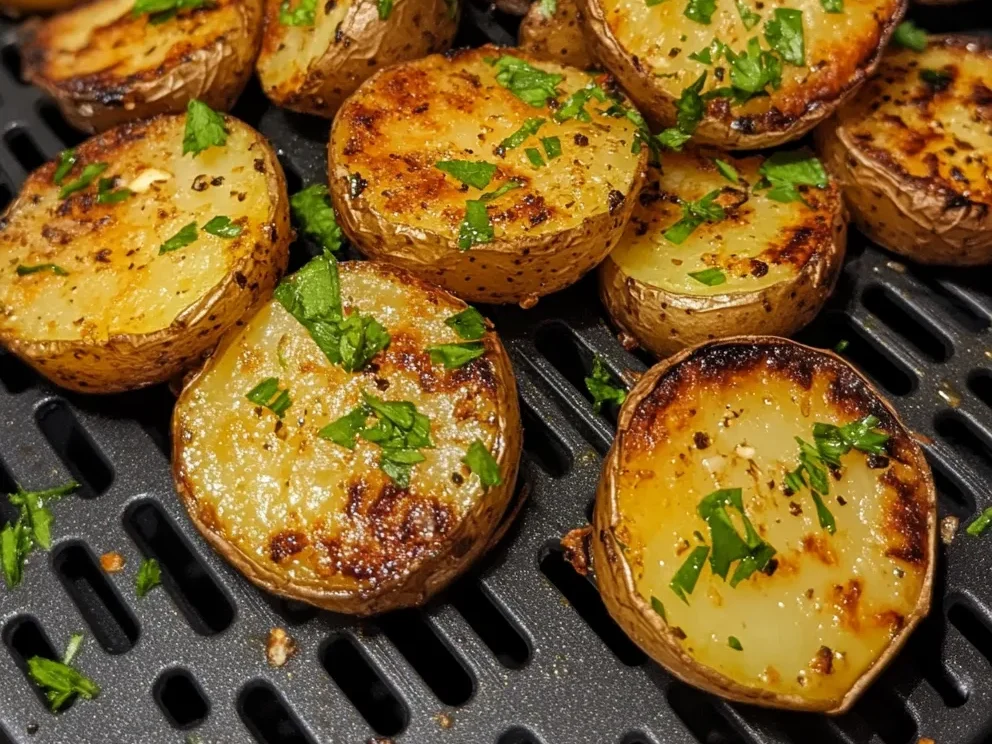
[
  {"x1": 519, "y1": 0, "x2": 595, "y2": 69},
  {"x1": 255, "y1": 0, "x2": 458, "y2": 118},
  {"x1": 20, "y1": 0, "x2": 263, "y2": 133},
  {"x1": 328, "y1": 46, "x2": 648, "y2": 307},
  {"x1": 581, "y1": 0, "x2": 907, "y2": 149},
  {"x1": 815, "y1": 35, "x2": 992, "y2": 265},
  {"x1": 172, "y1": 257, "x2": 523, "y2": 615},
  {"x1": 592, "y1": 336, "x2": 936, "y2": 712},
  {"x1": 0, "y1": 111, "x2": 290, "y2": 393},
  {"x1": 599, "y1": 148, "x2": 846, "y2": 357}
]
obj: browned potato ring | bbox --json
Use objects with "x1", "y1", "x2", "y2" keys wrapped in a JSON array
[
  {"x1": 599, "y1": 149, "x2": 846, "y2": 357},
  {"x1": 519, "y1": 0, "x2": 595, "y2": 70},
  {"x1": 328, "y1": 46, "x2": 648, "y2": 306},
  {"x1": 592, "y1": 336, "x2": 936, "y2": 712},
  {"x1": 172, "y1": 259, "x2": 523, "y2": 615},
  {"x1": 815, "y1": 35, "x2": 992, "y2": 265},
  {"x1": 580, "y1": 0, "x2": 907, "y2": 149},
  {"x1": 256, "y1": 0, "x2": 458, "y2": 118},
  {"x1": 20, "y1": 0, "x2": 263, "y2": 133},
  {"x1": 0, "y1": 113, "x2": 290, "y2": 392}
]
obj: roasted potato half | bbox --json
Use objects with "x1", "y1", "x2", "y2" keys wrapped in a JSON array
[
  {"x1": 519, "y1": 0, "x2": 595, "y2": 70},
  {"x1": 592, "y1": 336, "x2": 936, "y2": 713},
  {"x1": 0, "y1": 113, "x2": 290, "y2": 392},
  {"x1": 815, "y1": 35, "x2": 992, "y2": 265},
  {"x1": 255, "y1": 0, "x2": 458, "y2": 118},
  {"x1": 172, "y1": 258, "x2": 523, "y2": 615},
  {"x1": 328, "y1": 46, "x2": 648, "y2": 306},
  {"x1": 581, "y1": 0, "x2": 906, "y2": 149},
  {"x1": 599, "y1": 149, "x2": 846, "y2": 357},
  {"x1": 20, "y1": 0, "x2": 263, "y2": 133}
]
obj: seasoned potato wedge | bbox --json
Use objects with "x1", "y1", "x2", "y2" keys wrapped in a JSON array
[
  {"x1": 256, "y1": 0, "x2": 458, "y2": 118},
  {"x1": 519, "y1": 0, "x2": 594, "y2": 70},
  {"x1": 172, "y1": 259, "x2": 523, "y2": 615},
  {"x1": 815, "y1": 35, "x2": 992, "y2": 265},
  {"x1": 581, "y1": 0, "x2": 906, "y2": 149},
  {"x1": 20, "y1": 0, "x2": 263, "y2": 133},
  {"x1": 328, "y1": 46, "x2": 648, "y2": 306},
  {"x1": 0, "y1": 113, "x2": 290, "y2": 392},
  {"x1": 599, "y1": 149, "x2": 846, "y2": 357},
  {"x1": 593, "y1": 337, "x2": 936, "y2": 712}
]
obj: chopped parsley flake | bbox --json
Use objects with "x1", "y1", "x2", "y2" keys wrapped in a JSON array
[
  {"x1": 290, "y1": 184, "x2": 343, "y2": 253},
  {"x1": 183, "y1": 100, "x2": 228, "y2": 157},
  {"x1": 764, "y1": 8, "x2": 805, "y2": 66},
  {"x1": 135, "y1": 558, "x2": 162, "y2": 597},
  {"x1": 489, "y1": 55, "x2": 564, "y2": 107},
  {"x1": 664, "y1": 189, "x2": 725, "y2": 244},
  {"x1": 435, "y1": 160, "x2": 497, "y2": 190},
  {"x1": 688, "y1": 267, "x2": 727, "y2": 286},
  {"x1": 458, "y1": 200, "x2": 494, "y2": 250},
  {"x1": 445, "y1": 306, "x2": 487, "y2": 340},
  {"x1": 246, "y1": 377, "x2": 292, "y2": 418},
  {"x1": 892, "y1": 21, "x2": 927, "y2": 52},
  {"x1": 585, "y1": 356, "x2": 627, "y2": 413},
  {"x1": 462, "y1": 439, "x2": 502, "y2": 487}
]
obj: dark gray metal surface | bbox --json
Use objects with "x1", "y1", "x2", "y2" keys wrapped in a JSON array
[{"x1": 1, "y1": 3, "x2": 992, "y2": 743}]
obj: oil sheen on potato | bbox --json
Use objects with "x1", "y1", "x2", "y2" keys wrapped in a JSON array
[{"x1": 614, "y1": 343, "x2": 932, "y2": 705}]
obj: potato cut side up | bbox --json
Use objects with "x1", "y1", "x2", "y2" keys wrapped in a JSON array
[
  {"x1": 328, "y1": 45, "x2": 647, "y2": 305},
  {"x1": 172, "y1": 260, "x2": 523, "y2": 615},
  {"x1": 0, "y1": 113, "x2": 290, "y2": 392},
  {"x1": 21, "y1": 0, "x2": 263, "y2": 132},
  {"x1": 581, "y1": 0, "x2": 905, "y2": 148},
  {"x1": 815, "y1": 35, "x2": 992, "y2": 266},
  {"x1": 519, "y1": 0, "x2": 596, "y2": 70},
  {"x1": 599, "y1": 149, "x2": 846, "y2": 357},
  {"x1": 593, "y1": 338, "x2": 936, "y2": 712},
  {"x1": 256, "y1": 0, "x2": 458, "y2": 117}
]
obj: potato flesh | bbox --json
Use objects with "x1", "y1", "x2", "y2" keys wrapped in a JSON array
[
  {"x1": 598, "y1": 0, "x2": 900, "y2": 120},
  {"x1": 258, "y1": 0, "x2": 351, "y2": 91},
  {"x1": 0, "y1": 118, "x2": 276, "y2": 342},
  {"x1": 330, "y1": 48, "x2": 643, "y2": 240},
  {"x1": 610, "y1": 151, "x2": 837, "y2": 296},
  {"x1": 830, "y1": 41, "x2": 992, "y2": 207},
  {"x1": 618, "y1": 368, "x2": 927, "y2": 702},
  {"x1": 35, "y1": 0, "x2": 246, "y2": 80},
  {"x1": 174, "y1": 264, "x2": 503, "y2": 592}
]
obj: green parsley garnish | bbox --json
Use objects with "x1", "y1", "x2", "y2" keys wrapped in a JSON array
[
  {"x1": 290, "y1": 184, "x2": 343, "y2": 253},
  {"x1": 159, "y1": 221, "x2": 198, "y2": 254},
  {"x1": 246, "y1": 377, "x2": 292, "y2": 418},
  {"x1": 436, "y1": 160, "x2": 497, "y2": 190},
  {"x1": 96, "y1": 177, "x2": 132, "y2": 205},
  {"x1": 919, "y1": 68, "x2": 953, "y2": 92},
  {"x1": 445, "y1": 307, "x2": 487, "y2": 340},
  {"x1": 1, "y1": 482, "x2": 79, "y2": 589},
  {"x1": 729, "y1": 636, "x2": 743, "y2": 650},
  {"x1": 820, "y1": 0, "x2": 842, "y2": 12},
  {"x1": 202, "y1": 215, "x2": 243, "y2": 238},
  {"x1": 584, "y1": 356, "x2": 627, "y2": 414},
  {"x1": 427, "y1": 342, "x2": 486, "y2": 370},
  {"x1": 27, "y1": 636, "x2": 100, "y2": 711},
  {"x1": 539, "y1": 0, "x2": 556, "y2": 15},
  {"x1": 670, "y1": 545, "x2": 710, "y2": 602},
  {"x1": 724, "y1": 37, "x2": 783, "y2": 101},
  {"x1": 541, "y1": 136, "x2": 562, "y2": 159},
  {"x1": 499, "y1": 117, "x2": 546, "y2": 151},
  {"x1": 53, "y1": 149, "x2": 77, "y2": 185},
  {"x1": 278, "y1": 0, "x2": 316, "y2": 24},
  {"x1": 657, "y1": 71, "x2": 707, "y2": 150},
  {"x1": 735, "y1": 0, "x2": 760, "y2": 30},
  {"x1": 553, "y1": 84, "x2": 607, "y2": 123},
  {"x1": 684, "y1": 0, "x2": 715, "y2": 24},
  {"x1": 966, "y1": 507, "x2": 992, "y2": 537},
  {"x1": 689, "y1": 38, "x2": 728, "y2": 64},
  {"x1": 135, "y1": 558, "x2": 162, "y2": 598},
  {"x1": 132, "y1": 0, "x2": 210, "y2": 23},
  {"x1": 377, "y1": 0, "x2": 392, "y2": 18},
  {"x1": 664, "y1": 189, "x2": 725, "y2": 244},
  {"x1": 834, "y1": 339, "x2": 849, "y2": 353},
  {"x1": 59, "y1": 162, "x2": 108, "y2": 199},
  {"x1": 650, "y1": 595, "x2": 667, "y2": 621},
  {"x1": 697, "y1": 488, "x2": 777, "y2": 587},
  {"x1": 458, "y1": 200, "x2": 494, "y2": 250},
  {"x1": 479, "y1": 180, "x2": 524, "y2": 202},
  {"x1": 764, "y1": 8, "x2": 805, "y2": 66},
  {"x1": 892, "y1": 21, "x2": 927, "y2": 52},
  {"x1": 756, "y1": 150, "x2": 828, "y2": 203},
  {"x1": 688, "y1": 267, "x2": 727, "y2": 286},
  {"x1": 16, "y1": 263, "x2": 68, "y2": 277},
  {"x1": 811, "y1": 415, "x2": 890, "y2": 464},
  {"x1": 182, "y1": 100, "x2": 228, "y2": 157},
  {"x1": 525, "y1": 148, "x2": 546, "y2": 168},
  {"x1": 714, "y1": 159, "x2": 739, "y2": 183},
  {"x1": 462, "y1": 439, "x2": 502, "y2": 487},
  {"x1": 274, "y1": 253, "x2": 390, "y2": 372},
  {"x1": 489, "y1": 55, "x2": 564, "y2": 107}
]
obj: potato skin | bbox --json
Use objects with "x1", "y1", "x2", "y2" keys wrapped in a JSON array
[
  {"x1": 20, "y1": 0, "x2": 263, "y2": 133},
  {"x1": 1, "y1": 0, "x2": 81, "y2": 16},
  {"x1": 328, "y1": 45, "x2": 648, "y2": 306},
  {"x1": 815, "y1": 35, "x2": 992, "y2": 266},
  {"x1": 599, "y1": 151, "x2": 847, "y2": 357},
  {"x1": 591, "y1": 336, "x2": 936, "y2": 713},
  {"x1": 0, "y1": 114, "x2": 290, "y2": 393},
  {"x1": 581, "y1": 0, "x2": 907, "y2": 149},
  {"x1": 519, "y1": 0, "x2": 595, "y2": 70},
  {"x1": 256, "y1": 0, "x2": 458, "y2": 118},
  {"x1": 172, "y1": 261, "x2": 523, "y2": 615}
]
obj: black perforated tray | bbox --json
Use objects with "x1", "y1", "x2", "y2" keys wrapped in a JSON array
[{"x1": 2, "y1": 3, "x2": 992, "y2": 743}]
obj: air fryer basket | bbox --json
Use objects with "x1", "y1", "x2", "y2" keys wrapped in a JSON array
[{"x1": 1, "y1": 3, "x2": 992, "y2": 743}]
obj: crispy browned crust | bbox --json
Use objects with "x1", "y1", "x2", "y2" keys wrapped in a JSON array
[
  {"x1": 256, "y1": 0, "x2": 458, "y2": 118},
  {"x1": 0, "y1": 115, "x2": 291, "y2": 393},
  {"x1": 591, "y1": 336, "x2": 937, "y2": 713},
  {"x1": 598, "y1": 177, "x2": 848, "y2": 357},
  {"x1": 518, "y1": 0, "x2": 595, "y2": 70},
  {"x1": 580, "y1": 0, "x2": 908, "y2": 149},
  {"x1": 171, "y1": 261, "x2": 524, "y2": 615},
  {"x1": 20, "y1": 0, "x2": 263, "y2": 133},
  {"x1": 814, "y1": 35, "x2": 992, "y2": 266}
]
